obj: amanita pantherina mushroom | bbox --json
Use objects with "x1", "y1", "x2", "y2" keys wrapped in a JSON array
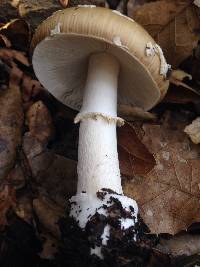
[{"x1": 31, "y1": 6, "x2": 169, "y2": 257}]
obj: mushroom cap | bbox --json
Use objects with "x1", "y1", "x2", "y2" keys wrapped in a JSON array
[{"x1": 31, "y1": 6, "x2": 169, "y2": 111}]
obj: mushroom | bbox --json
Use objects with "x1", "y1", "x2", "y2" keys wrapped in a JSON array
[{"x1": 31, "y1": 6, "x2": 169, "y2": 257}]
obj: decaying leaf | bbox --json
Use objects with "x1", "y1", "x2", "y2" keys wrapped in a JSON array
[
  {"x1": 127, "y1": 0, "x2": 149, "y2": 16},
  {"x1": 0, "y1": 79, "x2": 23, "y2": 180},
  {"x1": 22, "y1": 133, "x2": 77, "y2": 206},
  {"x1": 22, "y1": 75, "x2": 42, "y2": 100},
  {"x1": 118, "y1": 123, "x2": 156, "y2": 178},
  {"x1": 7, "y1": 164, "x2": 25, "y2": 190},
  {"x1": 33, "y1": 197, "x2": 64, "y2": 238},
  {"x1": 157, "y1": 234, "x2": 200, "y2": 256},
  {"x1": 14, "y1": 195, "x2": 33, "y2": 224},
  {"x1": 123, "y1": 111, "x2": 200, "y2": 234},
  {"x1": 133, "y1": 0, "x2": 200, "y2": 67},
  {"x1": 26, "y1": 100, "x2": 54, "y2": 144},
  {"x1": 0, "y1": 184, "x2": 16, "y2": 227}
]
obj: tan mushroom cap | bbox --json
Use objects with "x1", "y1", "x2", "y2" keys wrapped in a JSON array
[{"x1": 31, "y1": 6, "x2": 169, "y2": 111}]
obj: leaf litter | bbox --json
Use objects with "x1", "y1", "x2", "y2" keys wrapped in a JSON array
[{"x1": 0, "y1": 1, "x2": 200, "y2": 267}]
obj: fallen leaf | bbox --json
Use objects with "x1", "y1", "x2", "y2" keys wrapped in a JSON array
[
  {"x1": 0, "y1": 184, "x2": 16, "y2": 228},
  {"x1": 33, "y1": 197, "x2": 64, "y2": 238},
  {"x1": 184, "y1": 43, "x2": 200, "y2": 87},
  {"x1": 0, "y1": 58, "x2": 10, "y2": 90},
  {"x1": 157, "y1": 234, "x2": 200, "y2": 256},
  {"x1": 0, "y1": 19, "x2": 31, "y2": 51},
  {"x1": 39, "y1": 233, "x2": 58, "y2": 259},
  {"x1": 169, "y1": 69, "x2": 197, "y2": 93},
  {"x1": 26, "y1": 100, "x2": 54, "y2": 144},
  {"x1": 133, "y1": 0, "x2": 200, "y2": 67},
  {"x1": 0, "y1": 76, "x2": 23, "y2": 180},
  {"x1": 118, "y1": 104, "x2": 157, "y2": 121},
  {"x1": 14, "y1": 195, "x2": 33, "y2": 224},
  {"x1": 127, "y1": 0, "x2": 152, "y2": 16},
  {"x1": 118, "y1": 123, "x2": 156, "y2": 178},
  {"x1": 22, "y1": 133, "x2": 77, "y2": 206},
  {"x1": 0, "y1": 34, "x2": 11, "y2": 48},
  {"x1": 7, "y1": 164, "x2": 25, "y2": 190},
  {"x1": 0, "y1": 49, "x2": 29, "y2": 72},
  {"x1": 21, "y1": 74, "x2": 42, "y2": 103},
  {"x1": 123, "y1": 111, "x2": 200, "y2": 234},
  {"x1": 164, "y1": 86, "x2": 200, "y2": 104}
]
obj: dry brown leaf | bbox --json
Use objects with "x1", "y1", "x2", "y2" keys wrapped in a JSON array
[
  {"x1": 0, "y1": 19, "x2": 30, "y2": 51},
  {"x1": 0, "y1": 49, "x2": 23, "y2": 180},
  {"x1": 22, "y1": 75, "x2": 41, "y2": 101},
  {"x1": 118, "y1": 123, "x2": 156, "y2": 178},
  {"x1": 133, "y1": 0, "x2": 200, "y2": 67},
  {"x1": 0, "y1": 83, "x2": 23, "y2": 181},
  {"x1": 26, "y1": 100, "x2": 54, "y2": 144},
  {"x1": 14, "y1": 195, "x2": 33, "y2": 224},
  {"x1": 39, "y1": 233, "x2": 58, "y2": 259},
  {"x1": 0, "y1": 34, "x2": 11, "y2": 48},
  {"x1": 123, "y1": 112, "x2": 200, "y2": 234},
  {"x1": 118, "y1": 104, "x2": 157, "y2": 121},
  {"x1": 7, "y1": 164, "x2": 25, "y2": 190},
  {"x1": 22, "y1": 133, "x2": 77, "y2": 206},
  {"x1": 0, "y1": 49, "x2": 29, "y2": 70},
  {"x1": 33, "y1": 197, "x2": 64, "y2": 238},
  {"x1": 157, "y1": 234, "x2": 200, "y2": 256},
  {"x1": 164, "y1": 86, "x2": 200, "y2": 104},
  {"x1": 168, "y1": 69, "x2": 200, "y2": 96},
  {"x1": 127, "y1": 0, "x2": 154, "y2": 17}
]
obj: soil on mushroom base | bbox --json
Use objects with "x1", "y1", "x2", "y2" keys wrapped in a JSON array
[{"x1": 0, "y1": 207, "x2": 158, "y2": 267}]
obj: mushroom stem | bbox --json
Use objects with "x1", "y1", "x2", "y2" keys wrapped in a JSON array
[
  {"x1": 75, "y1": 52, "x2": 123, "y2": 195},
  {"x1": 70, "y1": 53, "x2": 138, "y2": 248}
]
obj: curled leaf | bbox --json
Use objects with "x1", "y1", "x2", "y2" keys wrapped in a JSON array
[
  {"x1": 118, "y1": 123, "x2": 156, "y2": 178},
  {"x1": 0, "y1": 19, "x2": 31, "y2": 51},
  {"x1": 0, "y1": 34, "x2": 11, "y2": 48},
  {"x1": 169, "y1": 69, "x2": 200, "y2": 95}
]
